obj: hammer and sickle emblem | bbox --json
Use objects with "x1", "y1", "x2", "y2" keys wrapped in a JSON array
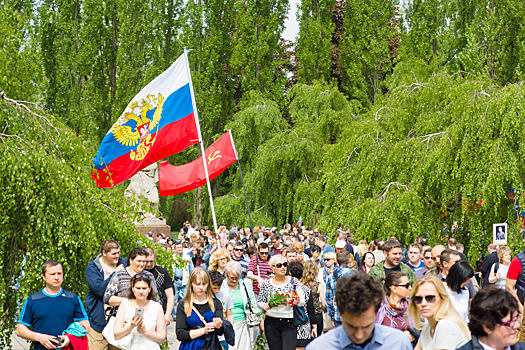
[{"x1": 208, "y1": 150, "x2": 222, "y2": 164}]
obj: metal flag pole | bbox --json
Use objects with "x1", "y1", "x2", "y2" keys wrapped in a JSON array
[
  {"x1": 183, "y1": 47, "x2": 218, "y2": 233},
  {"x1": 228, "y1": 130, "x2": 258, "y2": 261}
]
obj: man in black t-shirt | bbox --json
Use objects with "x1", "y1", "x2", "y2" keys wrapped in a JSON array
[{"x1": 144, "y1": 247, "x2": 175, "y2": 326}]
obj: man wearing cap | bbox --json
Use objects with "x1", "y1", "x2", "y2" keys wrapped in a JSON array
[
  {"x1": 338, "y1": 232, "x2": 355, "y2": 256},
  {"x1": 335, "y1": 240, "x2": 347, "y2": 253}
]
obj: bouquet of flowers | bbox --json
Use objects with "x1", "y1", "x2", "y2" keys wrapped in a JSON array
[
  {"x1": 160, "y1": 338, "x2": 171, "y2": 350},
  {"x1": 254, "y1": 333, "x2": 267, "y2": 350},
  {"x1": 268, "y1": 290, "x2": 299, "y2": 308}
]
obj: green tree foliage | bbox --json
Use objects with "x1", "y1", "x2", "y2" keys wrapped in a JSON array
[
  {"x1": 340, "y1": 0, "x2": 400, "y2": 104},
  {"x1": 0, "y1": 95, "x2": 179, "y2": 347},
  {"x1": 231, "y1": 0, "x2": 290, "y2": 99},
  {"x1": 216, "y1": 82, "x2": 356, "y2": 227},
  {"x1": 319, "y1": 65, "x2": 525, "y2": 258},
  {"x1": 404, "y1": 0, "x2": 445, "y2": 63},
  {"x1": 458, "y1": 0, "x2": 525, "y2": 85},
  {"x1": 295, "y1": 0, "x2": 335, "y2": 83},
  {"x1": 0, "y1": 3, "x2": 42, "y2": 101}
]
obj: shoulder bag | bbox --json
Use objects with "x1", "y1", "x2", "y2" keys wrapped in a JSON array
[
  {"x1": 292, "y1": 279, "x2": 309, "y2": 327},
  {"x1": 192, "y1": 305, "x2": 223, "y2": 350},
  {"x1": 241, "y1": 279, "x2": 262, "y2": 327},
  {"x1": 102, "y1": 299, "x2": 134, "y2": 350}
]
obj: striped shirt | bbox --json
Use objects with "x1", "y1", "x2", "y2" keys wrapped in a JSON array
[
  {"x1": 247, "y1": 256, "x2": 272, "y2": 294},
  {"x1": 231, "y1": 256, "x2": 249, "y2": 278}
]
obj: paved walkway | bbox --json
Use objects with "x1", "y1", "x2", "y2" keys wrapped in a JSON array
[{"x1": 10, "y1": 323, "x2": 181, "y2": 350}]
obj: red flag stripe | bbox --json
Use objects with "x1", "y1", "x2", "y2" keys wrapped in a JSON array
[{"x1": 159, "y1": 130, "x2": 238, "y2": 196}]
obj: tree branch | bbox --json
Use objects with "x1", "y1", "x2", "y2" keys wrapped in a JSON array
[{"x1": 378, "y1": 182, "x2": 408, "y2": 201}]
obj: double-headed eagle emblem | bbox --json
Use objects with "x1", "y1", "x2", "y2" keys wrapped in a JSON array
[{"x1": 111, "y1": 93, "x2": 165, "y2": 161}]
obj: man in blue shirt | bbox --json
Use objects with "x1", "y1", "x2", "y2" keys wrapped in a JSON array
[
  {"x1": 315, "y1": 235, "x2": 335, "y2": 259},
  {"x1": 307, "y1": 272, "x2": 411, "y2": 350},
  {"x1": 17, "y1": 260, "x2": 90, "y2": 350},
  {"x1": 85, "y1": 239, "x2": 125, "y2": 350}
]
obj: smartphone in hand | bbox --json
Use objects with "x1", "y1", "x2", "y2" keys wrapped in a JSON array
[
  {"x1": 55, "y1": 335, "x2": 63, "y2": 349},
  {"x1": 135, "y1": 308, "x2": 144, "y2": 318}
]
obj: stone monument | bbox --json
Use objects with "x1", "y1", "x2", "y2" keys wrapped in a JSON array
[{"x1": 125, "y1": 162, "x2": 171, "y2": 237}]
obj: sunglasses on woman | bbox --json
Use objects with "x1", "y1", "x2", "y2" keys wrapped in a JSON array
[
  {"x1": 273, "y1": 262, "x2": 288, "y2": 269},
  {"x1": 413, "y1": 295, "x2": 437, "y2": 305},
  {"x1": 133, "y1": 273, "x2": 150, "y2": 280},
  {"x1": 394, "y1": 283, "x2": 411, "y2": 289}
]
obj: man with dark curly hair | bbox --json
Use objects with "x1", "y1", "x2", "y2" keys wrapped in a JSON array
[{"x1": 306, "y1": 272, "x2": 412, "y2": 349}]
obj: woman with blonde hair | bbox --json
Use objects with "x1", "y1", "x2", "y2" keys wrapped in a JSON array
[
  {"x1": 356, "y1": 242, "x2": 368, "y2": 257},
  {"x1": 209, "y1": 249, "x2": 231, "y2": 275},
  {"x1": 292, "y1": 241, "x2": 309, "y2": 262},
  {"x1": 175, "y1": 267, "x2": 224, "y2": 350},
  {"x1": 409, "y1": 275, "x2": 470, "y2": 350},
  {"x1": 488, "y1": 245, "x2": 511, "y2": 289},
  {"x1": 300, "y1": 261, "x2": 325, "y2": 339}
]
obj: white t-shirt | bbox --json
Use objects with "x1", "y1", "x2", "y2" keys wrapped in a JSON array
[
  {"x1": 445, "y1": 284, "x2": 470, "y2": 323},
  {"x1": 215, "y1": 290, "x2": 233, "y2": 342},
  {"x1": 419, "y1": 318, "x2": 468, "y2": 350},
  {"x1": 491, "y1": 263, "x2": 509, "y2": 289}
]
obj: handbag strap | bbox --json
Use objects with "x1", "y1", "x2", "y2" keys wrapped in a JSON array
[
  {"x1": 192, "y1": 305, "x2": 207, "y2": 325},
  {"x1": 240, "y1": 280, "x2": 253, "y2": 309}
]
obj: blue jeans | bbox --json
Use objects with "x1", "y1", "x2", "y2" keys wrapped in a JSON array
[{"x1": 171, "y1": 279, "x2": 187, "y2": 318}]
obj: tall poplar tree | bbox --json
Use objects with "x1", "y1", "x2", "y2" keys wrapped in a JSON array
[
  {"x1": 339, "y1": 0, "x2": 400, "y2": 105},
  {"x1": 295, "y1": 0, "x2": 335, "y2": 83},
  {"x1": 230, "y1": 0, "x2": 290, "y2": 100}
]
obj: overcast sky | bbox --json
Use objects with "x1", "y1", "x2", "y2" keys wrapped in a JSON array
[{"x1": 282, "y1": 0, "x2": 300, "y2": 42}]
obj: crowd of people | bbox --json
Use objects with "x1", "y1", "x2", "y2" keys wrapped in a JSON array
[{"x1": 13, "y1": 222, "x2": 525, "y2": 350}]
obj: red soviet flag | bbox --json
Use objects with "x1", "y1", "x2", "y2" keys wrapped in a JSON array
[{"x1": 159, "y1": 130, "x2": 238, "y2": 196}]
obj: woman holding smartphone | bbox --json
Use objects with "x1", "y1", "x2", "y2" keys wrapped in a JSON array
[
  {"x1": 176, "y1": 267, "x2": 224, "y2": 350},
  {"x1": 114, "y1": 273, "x2": 167, "y2": 350}
]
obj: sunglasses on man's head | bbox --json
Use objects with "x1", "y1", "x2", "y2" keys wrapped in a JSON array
[
  {"x1": 413, "y1": 295, "x2": 437, "y2": 305},
  {"x1": 234, "y1": 248, "x2": 244, "y2": 252},
  {"x1": 273, "y1": 262, "x2": 288, "y2": 269},
  {"x1": 259, "y1": 252, "x2": 269, "y2": 255}
]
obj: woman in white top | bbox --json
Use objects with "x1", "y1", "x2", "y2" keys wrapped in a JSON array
[
  {"x1": 444, "y1": 260, "x2": 474, "y2": 323},
  {"x1": 409, "y1": 275, "x2": 470, "y2": 350},
  {"x1": 114, "y1": 273, "x2": 167, "y2": 350},
  {"x1": 488, "y1": 245, "x2": 511, "y2": 289},
  {"x1": 257, "y1": 255, "x2": 305, "y2": 350}
]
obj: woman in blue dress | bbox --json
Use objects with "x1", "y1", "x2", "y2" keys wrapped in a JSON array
[{"x1": 176, "y1": 267, "x2": 224, "y2": 350}]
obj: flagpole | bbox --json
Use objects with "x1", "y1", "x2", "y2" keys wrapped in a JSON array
[
  {"x1": 183, "y1": 47, "x2": 218, "y2": 233},
  {"x1": 228, "y1": 130, "x2": 258, "y2": 260}
]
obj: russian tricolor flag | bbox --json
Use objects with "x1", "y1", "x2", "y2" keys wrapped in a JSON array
[{"x1": 91, "y1": 53, "x2": 199, "y2": 188}]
